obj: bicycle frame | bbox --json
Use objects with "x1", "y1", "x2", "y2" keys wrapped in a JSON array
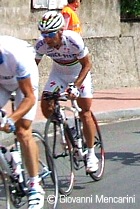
[
  {"x1": 0, "y1": 92, "x2": 59, "y2": 209},
  {"x1": 44, "y1": 89, "x2": 105, "y2": 188},
  {"x1": 44, "y1": 90, "x2": 85, "y2": 150}
]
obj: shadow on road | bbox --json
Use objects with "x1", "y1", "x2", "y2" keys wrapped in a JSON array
[{"x1": 105, "y1": 151, "x2": 140, "y2": 166}]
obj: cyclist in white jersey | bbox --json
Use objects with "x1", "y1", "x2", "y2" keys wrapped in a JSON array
[
  {"x1": 35, "y1": 11, "x2": 99, "y2": 173},
  {"x1": 0, "y1": 36, "x2": 44, "y2": 209}
]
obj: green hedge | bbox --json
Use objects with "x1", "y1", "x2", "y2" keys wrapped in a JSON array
[{"x1": 121, "y1": 0, "x2": 140, "y2": 19}]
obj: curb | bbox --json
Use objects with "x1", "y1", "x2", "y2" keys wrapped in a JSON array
[
  {"x1": 94, "y1": 108, "x2": 140, "y2": 122},
  {"x1": 33, "y1": 108, "x2": 140, "y2": 131},
  {"x1": 1, "y1": 108, "x2": 140, "y2": 141},
  {"x1": 33, "y1": 108, "x2": 140, "y2": 129}
]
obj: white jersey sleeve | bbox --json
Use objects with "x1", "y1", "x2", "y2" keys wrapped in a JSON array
[
  {"x1": 64, "y1": 30, "x2": 89, "y2": 60},
  {"x1": 16, "y1": 62, "x2": 30, "y2": 80},
  {"x1": 0, "y1": 36, "x2": 37, "y2": 85}
]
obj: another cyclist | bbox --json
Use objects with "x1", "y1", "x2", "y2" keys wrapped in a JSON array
[
  {"x1": 35, "y1": 11, "x2": 99, "y2": 173},
  {"x1": 0, "y1": 35, "x2": 44, "y2": 209}
]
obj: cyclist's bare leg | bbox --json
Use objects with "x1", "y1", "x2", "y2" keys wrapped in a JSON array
[
  {"x1": 77, "y1": 98, "x2": 99, "y2": 172},
  {"x1": 16, "y1": 119, "x2": 45, "y2": 208},
  {"x1": 77, "y1": 97, "x2": 95, "y2": 148},
  {"x1": 15, "y1": 119, "x2": 39, "y2": 177}
]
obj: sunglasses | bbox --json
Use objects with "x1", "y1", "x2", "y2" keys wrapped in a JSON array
[{"x1": 41, "y1": 32, "x2": 57, "y2": 39}]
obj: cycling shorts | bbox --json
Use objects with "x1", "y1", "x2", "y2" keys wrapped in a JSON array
[
  {"x1": 43, "y1": 61, "x2": 93, "y2": 98},
  {"x1": 0, "y1": 84, "x2": 38, "y2": 121}
]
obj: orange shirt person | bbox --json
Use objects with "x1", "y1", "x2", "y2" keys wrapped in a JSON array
[{"x1": 61, "y1": 0, "x2": 82, "y2": 34}]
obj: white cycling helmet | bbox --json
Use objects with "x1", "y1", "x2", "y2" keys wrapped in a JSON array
[{"x1": 38, "y1": 11, "x2": 65, "y2": 32}]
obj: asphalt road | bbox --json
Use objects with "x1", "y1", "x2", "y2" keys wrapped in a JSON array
[
  {"x1": 0, "y1": 118, "x2": 140, "y2": 209},
  {"x1": 56, "y1": 118, "x2": 140, "y2": 209}
]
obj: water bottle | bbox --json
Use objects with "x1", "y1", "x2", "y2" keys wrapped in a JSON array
[
  {"x1": 69, "y1": 126, "x2": 83, "y2": 160},
  {"x1": 0, "y1": 146, "x2": 13, "y2": 175},
  {"x1": 1, "y1": 146, "x2": 13, "y2": 164},
  {"x1": 70, "y1": 127, "x2": 77, "y2": 140},
  {"x1": 77, "y1": 138, "x2": 82, "y2": 149},
  {"x1": 3, "y1": 147, "x2": 22, "y2": 179},
  {"x1": 5, "y1": 151, "x2": 12, "y2": 163},
  {"x1": 10, "y1": 149, "x2": 22, "y2": 177},
  {"x1": 76, "y1": 138, "x2": 83, "y2": 159},
  {"x1": 1, "y1": 146, "x2": 18, "y2": 176}
]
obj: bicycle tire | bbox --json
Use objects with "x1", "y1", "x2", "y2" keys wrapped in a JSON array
[
  {"x1": 0, "y1": 131, "x2": 59, "y2": 209},
  {"x1": 0, "y1": 167, "x2": 28, "y2": 209},
  {"x1": 0, "y1": 170, "x2": 11, "y2": 209},
  {"x1": 0, "y1": 141, "x2": 28, "y2": 209},
  {"x1": 32, "y1": 130, "x2": 59, "y2": 209},
  {"x1": 44, "y1": 119, "x2": 74, "y2": 196},
  {"x1": 87, "y1": 113, "x2": 105, "y2": 181}
]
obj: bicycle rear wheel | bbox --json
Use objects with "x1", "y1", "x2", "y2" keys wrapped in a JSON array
[
  {"x1": 88, "y1": 113, "x2": 105, "y2": 181},
  {"x1": 44, "y1": 119, "x2": 74, "y2": 196},
  {"x1": 32, "y1": 130, "x2": 58, "y2": 209}
]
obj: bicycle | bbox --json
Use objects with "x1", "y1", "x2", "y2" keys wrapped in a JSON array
[
  {"x1": 0, "y1": 92, "x2": 59, "y2": 209},
  {"x1": 43, "y1": 89, "x2": 105, "y2": 196}
]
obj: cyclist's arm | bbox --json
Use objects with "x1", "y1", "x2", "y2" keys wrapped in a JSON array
[
  {"x1": 9, "y1": 77, "x2": 35, "y2": 122},
  {"x1": 0, "y1": 77, "x2": 35, "y2": 133},
  {"x1": 34, "y1": 40, "x2": 44, "y2": 66},
  {"x1": 74, "y1": 54, "x2": 92, "y2": 88}
]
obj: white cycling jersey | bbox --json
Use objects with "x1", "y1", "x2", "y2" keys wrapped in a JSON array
[
  {"x1": 35, "y1": 30, "x2": 93, "y2": 98},
  {"x1": 0, "y1": 36, "x2": 39, "y2": 120},
  {"x1": 0, "y1": 35, "x2": 38, "y2": 87},
  {"x1": 35, "y1": 30, "x2": 89, "y2": 64}
]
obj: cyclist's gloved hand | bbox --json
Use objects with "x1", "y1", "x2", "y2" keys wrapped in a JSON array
[
  {"x1": 67, "y1": 83, "x2": 80, "y2": 98},
  {"x1": 0, "y1": 109, "x2": 16, "y2": 133},
  {"x1": 6, "y1": 118, "x2": 16, "y2": 133}
]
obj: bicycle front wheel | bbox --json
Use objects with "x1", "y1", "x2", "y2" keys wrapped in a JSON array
[
  {"x1": 44, "y1": 119, "x2": 74, "y2": 196},
  {"x1": 32, "y1": 130, "x2": 58, "y2": 209}
]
